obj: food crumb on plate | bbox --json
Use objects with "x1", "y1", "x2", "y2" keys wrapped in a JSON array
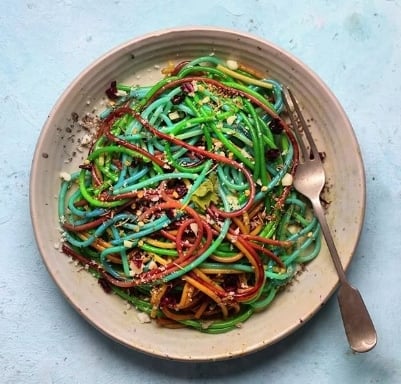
[
  {"x1": 59, "y1": 171, "x2": 71, "y2": 181},
  {"x1": 137, "y1": 312, "x2": 151, "y2": 324}
]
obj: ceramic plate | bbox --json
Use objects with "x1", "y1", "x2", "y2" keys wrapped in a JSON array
[{"x1": 30, "y1": 27, "x2": 365, "y2": 361}]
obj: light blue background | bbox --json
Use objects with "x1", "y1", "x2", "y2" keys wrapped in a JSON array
[{"x1": 1, "y1": 1, "x2": 401, "y2": 383}]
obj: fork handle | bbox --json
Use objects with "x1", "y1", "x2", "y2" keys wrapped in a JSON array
[
  {"x1": 310, "y1": 197, "x2": 347, "y2": 282},
  {"x1": 311, "y1": 197, "x2": 377, "y2": 352}
]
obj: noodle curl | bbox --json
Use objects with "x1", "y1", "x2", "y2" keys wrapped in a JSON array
[{"x1": 58, "y1": 56, "x2": 321, "y2": 332}]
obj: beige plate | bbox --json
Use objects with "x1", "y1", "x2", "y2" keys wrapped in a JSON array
[{"x1": 30, "y1": 27, "x2": 365, "y2": 361}]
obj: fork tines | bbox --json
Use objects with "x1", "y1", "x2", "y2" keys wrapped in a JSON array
[{"x1": 282, "y1": 88, "x2": 320, "y2": 161}]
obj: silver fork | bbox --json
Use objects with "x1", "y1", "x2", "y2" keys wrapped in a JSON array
[{"x1": 282, "y1": 88, "x2": 377, "y2": 353}]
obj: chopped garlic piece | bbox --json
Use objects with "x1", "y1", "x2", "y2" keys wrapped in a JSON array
[
  {"x1": 226, "y1": 115, "x2": 236, "y2": 125},
  {"x1": 189, "y1": 222, "x2": 198, "y2": 236},
  {"x1": 124, "y1": 240, "x2": 133, "y2": 248},
  {"x1": 137, "y1": 312, "x2": 151, "y2": 324},
  {"x1": 148, "y1": 260, "x2": 158, "y2": 270},
  {"x1": 80, "y1": 133, "x2": 92, "y2": 146},
  {"x1": 168, "y1": 111, "x2": 180, "y2": 121},
  {"x1": 226, "y1": 60, "x2": 239, "y2": 70},
  {"x1": 281, "y1": 173, "x2": 293, "y2": 186},
  {"x1": 59, "y1": 171, "x2": 71, "y2": 182}
]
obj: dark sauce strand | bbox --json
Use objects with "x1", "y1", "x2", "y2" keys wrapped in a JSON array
[{"x1": 58, "y1": 56, "x2": 321, "y2": 333}]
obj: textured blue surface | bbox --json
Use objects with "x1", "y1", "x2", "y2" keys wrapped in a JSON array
[{"x1": 1, "y1": 1, "x2": 401, "y2": 383}]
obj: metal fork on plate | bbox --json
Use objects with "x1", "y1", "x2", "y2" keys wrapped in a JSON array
[{"x1": 282, "y1": 88, "x2": 377, "y2": 353}]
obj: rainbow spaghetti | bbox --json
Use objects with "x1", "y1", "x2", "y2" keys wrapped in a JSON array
[{"x1": 58, "y1": 56, "x2": 321, "y2": 332}]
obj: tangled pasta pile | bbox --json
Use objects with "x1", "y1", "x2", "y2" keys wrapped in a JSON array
[{"x1": 59, "y1": 56, "x2": 321, "y2": 332}]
